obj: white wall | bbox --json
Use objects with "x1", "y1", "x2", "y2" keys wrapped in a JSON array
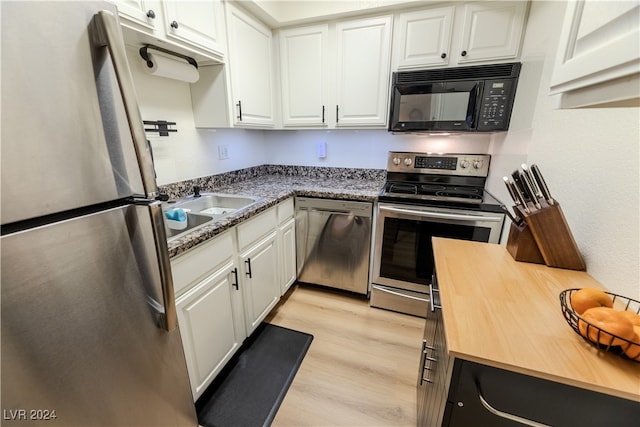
[
  {"x1": 520, "y1": 1, "x2": 639, "y2": 299},
  {"x1": 263, "y1": 130, "x2": 491, "y2": 168}
]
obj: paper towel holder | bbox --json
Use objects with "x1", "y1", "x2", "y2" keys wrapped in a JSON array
[{"x1": 139, "y1": 44, "x2": 198, "y2": 69}]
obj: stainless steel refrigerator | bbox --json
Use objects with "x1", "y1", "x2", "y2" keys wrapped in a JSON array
[{"x1": 1, "y1": 2, "x2": 198, "y2": 426}]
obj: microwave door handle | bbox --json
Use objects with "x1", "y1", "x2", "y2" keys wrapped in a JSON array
[
  {"x1": 380, "y1": 206, "x2": 503, "y2": 223},
  {"x1": 467, "y1": 83, "x2": 480, "y2": 128}
]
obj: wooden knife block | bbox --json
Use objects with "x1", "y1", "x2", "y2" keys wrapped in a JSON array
[
  {"x1": 506, "y1": 221, "x2": 545, "y2": 264},
  {"x1": 507, "y1": 201, "x2": 586, "y2": 271}
]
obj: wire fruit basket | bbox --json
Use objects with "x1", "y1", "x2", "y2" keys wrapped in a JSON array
[{"x1": 559, "y1": 288, "x2": 640, "y2": 362}]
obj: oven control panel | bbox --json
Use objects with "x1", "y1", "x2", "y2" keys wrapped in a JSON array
[{"x1": 387, "y1": 152, "x2": 490, "y2": 177}]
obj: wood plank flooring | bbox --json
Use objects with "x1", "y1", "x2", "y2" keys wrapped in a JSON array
[{"x1": 266, "y1": 284, "x2": 425, "y2": 427}]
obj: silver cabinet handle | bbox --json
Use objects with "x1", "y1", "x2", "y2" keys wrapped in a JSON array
[
  {"x1": 89, "y1": 11, "x2": 157, "y2": 199},
  {"x1": 148, "y1": 202, "x2": 178, "y2": 332},
  {"x1": 373, "y1": 285, "x2": 429, "y2": 302},
  {"x1": 478, "y1": 389, "x2": 551, "y2": 427},
  {"x1": 418, "y1": 340, "x2": 428, "y2": 385},
  {"x1": 428, "y1": 284, "x2": 441, "y2": 311}
]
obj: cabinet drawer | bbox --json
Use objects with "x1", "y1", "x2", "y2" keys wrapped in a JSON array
[
  {"x1": 236, "y1": 207, "x2": 277, "y2": 251},
  {"x1": 446, "y1": 360, "x2": 640, "y2": 426},
  {"x1": 171, "y1": 231, "x2": 234, "y2": 296},
  {"x1": 277, "y1": 198, "x2": 294, "y2": 224}
]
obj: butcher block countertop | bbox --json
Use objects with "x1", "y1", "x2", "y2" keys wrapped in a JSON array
[{"x1": 432, "y1": 237, "x2": 640, "y2": 402}]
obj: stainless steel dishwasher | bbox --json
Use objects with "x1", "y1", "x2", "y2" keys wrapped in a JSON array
[{"x1": 295, "y1": 197, "x2": 372, "y2": 294}]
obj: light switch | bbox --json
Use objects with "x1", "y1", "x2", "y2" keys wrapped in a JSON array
[
  {"x1": 317, "y1": 141, "x2": 326, "y2": 159},
  {"x1": 218, "y1": 144, "x2": 229, "y2": 160}
]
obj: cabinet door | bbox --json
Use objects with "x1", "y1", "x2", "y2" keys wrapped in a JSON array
[
  {"x1": 394, "y1": 6, "x2": 454, "y2": 69},
  {"x1": 176, "y1": 261, "x2": 244, "y2": 400},
  {"x1": 163, "y1": 0, "x2": 225, "y2": 56},
  {"x1": 279, "y1": 24, "x2": 329, "y2": 127},
  {"x1": 240, "y1": 232, "x2": 280, "y2": 334},
  {"x1": 549, "y1": 0, "x2": 640, "y2": 108},
  {"x1": 446, "y1": 359, "x2": 640, "y2": 427},
  {"x1": 457, "y1": 1, "x2": 527, "y2": 64},
  {"x1": 226, "y1": 4, "x2": 275, "y2": 127},
  {"x1": 113, "y1": 0, "x2": 159, "y2": 31},
  {"x1": 335, "y1": 15, "x2": 392, "y2": 127},
  {"x1": 279, "y1": 217, "x2": 297, "y2": 295}
]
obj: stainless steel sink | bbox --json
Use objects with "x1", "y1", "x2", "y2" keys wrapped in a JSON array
[
  {"x1": 164, "y1": 193, "x2": 262, "y2": 241},
  {"x1": 173, "y1": 193, "x2": 260, "y2": 216},
  {"x1": 165, "y1": 212, "x2": 214, "y2": 241}
]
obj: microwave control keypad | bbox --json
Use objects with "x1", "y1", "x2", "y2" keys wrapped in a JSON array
[{"x1": 479, "y1": 79, "x2": 514, "y2": 130}]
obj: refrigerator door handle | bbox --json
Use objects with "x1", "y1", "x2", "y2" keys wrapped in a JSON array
[
  {"x1": 89, "y1": 10, "x2": 158, "y2": 199},
  {"x1": 149, "y1": 202, "x2": 178, "y2": 331}
]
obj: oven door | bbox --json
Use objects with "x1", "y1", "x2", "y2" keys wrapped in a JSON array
[{"x1": 371, "y1": 202, "x2": 504, "y2": 315}]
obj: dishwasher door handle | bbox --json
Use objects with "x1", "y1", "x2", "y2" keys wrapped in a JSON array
[{"x1": 306, "y1": 208, "x2": 352, "y2": 215}]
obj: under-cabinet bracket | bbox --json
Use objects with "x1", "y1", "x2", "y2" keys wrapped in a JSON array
[{"x1": 144, "y1": 120, "x2": 177, "y2": 137}]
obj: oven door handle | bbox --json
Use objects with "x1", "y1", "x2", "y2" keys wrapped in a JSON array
[{"x1": 380, "y1": 206, "x2": 504, "y2": 222}]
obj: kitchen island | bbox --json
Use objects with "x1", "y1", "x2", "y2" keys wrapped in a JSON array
[{"x1": 426, "y1": 237, "x2": 639, "y2": 426}]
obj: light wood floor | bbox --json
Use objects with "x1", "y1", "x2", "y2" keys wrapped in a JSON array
[{"x1": 266, "y1": 284, "x2": 425, "y2": 427}]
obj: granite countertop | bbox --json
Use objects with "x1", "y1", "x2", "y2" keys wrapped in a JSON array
[{"x1": 165, "y1": 168, "x2": 385, "y2": 258}]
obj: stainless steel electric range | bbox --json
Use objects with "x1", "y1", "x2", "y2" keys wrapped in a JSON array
[{"x1": 370, "y1": 151, "x2": 506, "y2": 317}]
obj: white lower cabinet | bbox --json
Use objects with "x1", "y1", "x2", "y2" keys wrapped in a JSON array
[
  {"x1": 171, "y1": 198, "x2": 296, "y2": 398},
  {"x1": 279, "y1": 217, "x2": 296, "y2": 295},
  {"x1": 277, "y1": 198, "x2": 296, "y2": 295},
  {"x1": 239, "y1": 232, "x2": 280, "y2": 334},
  {"x1": 171, "y1": 231, "x2": 245, "y2": 400},
  {"x1": 236, "y1": 205, "x2": 280, "y2": 335},
  {"x1": 175, "y1": 260, "x2": 243, "y2": 400}
]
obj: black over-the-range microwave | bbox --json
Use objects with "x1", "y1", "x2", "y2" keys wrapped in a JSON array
[{"x1": 388, "y1": 62, "x2": 522, "y2": 133}]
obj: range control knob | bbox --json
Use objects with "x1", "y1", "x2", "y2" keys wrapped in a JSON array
[
  {"x1": 460, "y1": 159, "x2": 470, "y2": 169},
  {"x1": 473, "y1": 160, "x2": 484, "y2": 169},
  {"x1": 404, "y1": 158, "x2": 413, "y2": 166},
  {"x1": 392, "y1": 157, "x2": 401, "y2": 166}
]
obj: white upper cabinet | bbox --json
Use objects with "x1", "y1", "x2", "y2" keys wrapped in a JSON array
[
  {"x1": 279, "y1": 24, "x2": 329, "y2": 127},
  {"x1": 162, "y1": 1, "x2": 226, "y2": 56},
  {"x1": 392, "y1": 1, "x2": 527, "y2": 70},
  {"x1": 549, "y1": 0, "x2": 640, "y2": 108},
  {"x1": 226, "y1": 3, "x2": 275, "y2": 127},
  {"x1": 278, "y1": 15, "x2": 392, "y2": 128},
  {"x1": 115, "y1": 0, "x2": 158, "y2": 31},
  {"x1": 334, "y1": 15, "x2": 393, "y2": 127},
  {"x1": 457, "y1": 1, "x2": 527, "y2": 64},
  {"x1": 112, "y1": 0, "x2": 225, "y2": 62},
  {"x1": 394, "y1": 6, "x2": 454, "y2": 69}
]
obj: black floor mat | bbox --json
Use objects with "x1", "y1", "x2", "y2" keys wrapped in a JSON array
[{"x1": 196, "y1": 323, "x2": 313, "y2": 427}]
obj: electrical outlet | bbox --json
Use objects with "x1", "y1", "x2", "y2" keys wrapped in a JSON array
[{"x1": 218, "y1": 144, "x2": 229, "y2": 160}]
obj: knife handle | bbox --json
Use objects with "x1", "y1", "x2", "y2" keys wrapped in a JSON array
[
  {"x1": 511, "y1": 171, "x2": 529, "y2": 201},
  {"x1": 531, "y1": 164, "x2": 554, "y2": 205},
  {"x1": 518, "y1": 171, "x2": 541, "y2": 210},
  {"x1": 503, "y1": 177, "x2": 520, "y2": 205},
  {"x1": 521, "y1": 164, "x2": 541, "y2": 198},
  {"x1": 510, "y1": 178, "x2": 530, "y2": 213}
]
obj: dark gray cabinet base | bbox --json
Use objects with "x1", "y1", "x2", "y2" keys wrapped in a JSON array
[
  {"x1": 416, "y1": 284, "x2": 640, "y2": 427},
  {"x1": 443, "y1": 359, "x2": 640, "y2": 427}
]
